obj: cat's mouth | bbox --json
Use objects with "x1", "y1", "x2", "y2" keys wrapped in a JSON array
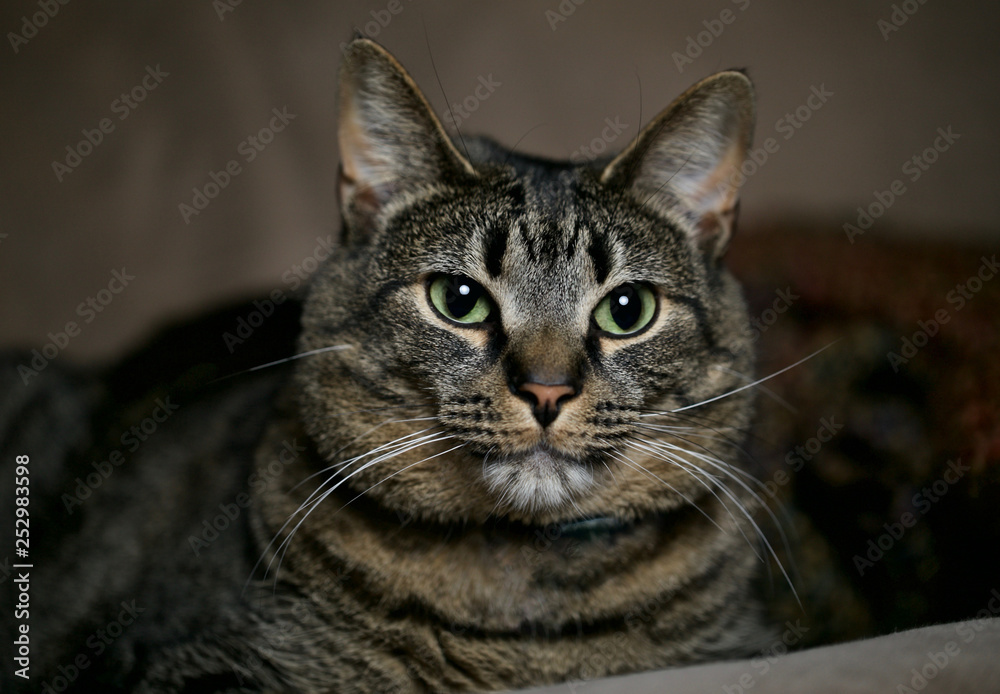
[{"x1": 481, "y1": 444, "x2": 595, "y2": 514}]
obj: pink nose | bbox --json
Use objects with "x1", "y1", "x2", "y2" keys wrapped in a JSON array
[{"x1": 517, "y1": 382, "x2": 577, "y2": 427}]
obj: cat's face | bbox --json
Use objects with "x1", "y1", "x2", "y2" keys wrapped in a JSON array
[{"x1": 296, "y1": 39, "x2": 756, "y2": 526}]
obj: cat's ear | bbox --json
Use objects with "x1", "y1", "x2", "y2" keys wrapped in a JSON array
[
  {"x1": 338, "y1": 39, "x2": 476, "y2": 238},
  {"x1": 600, "y1": 71, "x2": 755, "y2": 259}
]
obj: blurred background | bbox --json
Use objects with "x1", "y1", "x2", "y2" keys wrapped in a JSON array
[
  {"x1": 2, "y1": 0, "x2": 999, "y2": 643},
  {"x1": 1, "y1": 0, "x2": 997, "y2": 360}
]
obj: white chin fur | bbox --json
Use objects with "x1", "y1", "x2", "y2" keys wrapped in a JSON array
[{"x1": 483, "y1": 448, "x2": 593, "y2": 514}]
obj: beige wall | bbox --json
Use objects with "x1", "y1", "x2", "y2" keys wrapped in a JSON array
[{"x1": 2, "y1": 0, "x2": 998, "y2": 361}]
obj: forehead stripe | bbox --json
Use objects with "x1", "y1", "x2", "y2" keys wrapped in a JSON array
[
  {"x1": 484, "y1": 224, "x2": 508, "y2": 278},
  {"x1": 588, "y1": 232, "x2": 611, "y2": 284}
]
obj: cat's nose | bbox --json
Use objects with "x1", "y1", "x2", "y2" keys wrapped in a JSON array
[{"x1": 517, "y1": 381, "x2": 578, "y2": 427}]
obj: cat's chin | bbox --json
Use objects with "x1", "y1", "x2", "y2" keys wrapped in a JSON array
[{"x1": 481, "y1": 446, "x2": 594, "y2": 515}]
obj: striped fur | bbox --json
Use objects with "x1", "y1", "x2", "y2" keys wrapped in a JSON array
[
  {"x1": 1, "y1": 39, "x2": 774, "y2": 692},
  {"x1": 254, "y1": 39, "x2": 771, "y2": 690}
]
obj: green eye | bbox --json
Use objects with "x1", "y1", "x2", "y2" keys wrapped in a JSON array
[
  {"x1": 593, "y1": 283, "x2": 656, "y2": 335},
  {"x1": 429, "y1": 274, "x2": 494, "y2": 325}
]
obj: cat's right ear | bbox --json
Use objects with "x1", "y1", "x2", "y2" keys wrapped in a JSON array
[
  {"x1": 600, "y1": 71, "x2": 755, "y2": 260},
  {"x1": 337, "y1": 39, "x2": 476, "y2": 241}
]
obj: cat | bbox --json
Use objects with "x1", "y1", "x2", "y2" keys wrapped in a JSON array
[{"x1": 2, "y1": 36, "x2": 794, "y2": 692}]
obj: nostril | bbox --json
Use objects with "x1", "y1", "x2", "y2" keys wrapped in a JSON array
[
  {"x1": 517, "y1": 382, "x2": 577, "y2": 427},
  {"x1": 518, "y1": 383, "x2": 576, "y2": 409}
]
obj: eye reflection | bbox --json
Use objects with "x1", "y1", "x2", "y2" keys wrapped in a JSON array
[
  {"x1": 429, "y1": 274, "x2": 493, "y2": 324},
  {"x1": 593, "y1": 283, "x2": 656, "y2": 335}
]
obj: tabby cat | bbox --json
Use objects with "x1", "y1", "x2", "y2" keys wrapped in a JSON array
[{"x1": 2, "y1": 38, "x2": 775, "y2": 692}]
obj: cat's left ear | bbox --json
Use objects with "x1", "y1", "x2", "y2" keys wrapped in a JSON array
[
  {"x1": 338, "y1": 38, "x2": 476, "y2": 239},
  {"x1": 600, "y1": 71, "x2": 755, "y2": 259}
]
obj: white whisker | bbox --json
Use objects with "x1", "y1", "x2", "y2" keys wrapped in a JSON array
[
  {"x1": 212, "y1": 344, "x2": 353, "y2": 383},
  {"x1": 345, "y1": 441, "x2": 467, "y2": 508},
  {"x1": 631, "y1": 435, "x2": 799, "y2": 604},
  {"x1": 712, "y1": 364, "x2": 798, "y2": 414},
  {"x1": 245, "y1": 430, "x2": 454, "y2": 594},
  {"x1": 293, "y1": 427, "x2": 441, "y2": 504},
  {"x1": 291, "y1": 423, "x2": 438, "y2": 495},
  {"x1": 628, "y1": 439, "x2": 762, "y2": 562},
  {"x1": 265, "y1": 433, "x2": 457, "y2": 588},
  {"x1": 634, "y1": 427, "x2": 761, "y2": 487},
  {"x1": 643, "y1": 340, "x2": 839, "y2": 415},
  {"x1": 609, "y1": 450, "x2": 723, "y2": 533}
]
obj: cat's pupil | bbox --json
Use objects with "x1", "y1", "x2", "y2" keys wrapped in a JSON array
[
  {"x1": 609, "y1": 285, "x2": 642, "y2": 330},
  {"x1": 446, "y1": 277, "x2": 481, "y2": 318}
]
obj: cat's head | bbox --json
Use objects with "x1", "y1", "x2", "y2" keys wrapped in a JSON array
[{"x1": 296, "y1": 39, "x2": 756, "y2": 526}]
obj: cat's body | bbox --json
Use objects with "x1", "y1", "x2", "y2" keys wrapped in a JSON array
[{"x1": 3, "y1": 39, "x2": 777, "y2": 692}]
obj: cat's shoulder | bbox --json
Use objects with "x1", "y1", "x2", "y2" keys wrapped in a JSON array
[{"x1": 0, "y1": 297, "x2": 306, "y2": 688}]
